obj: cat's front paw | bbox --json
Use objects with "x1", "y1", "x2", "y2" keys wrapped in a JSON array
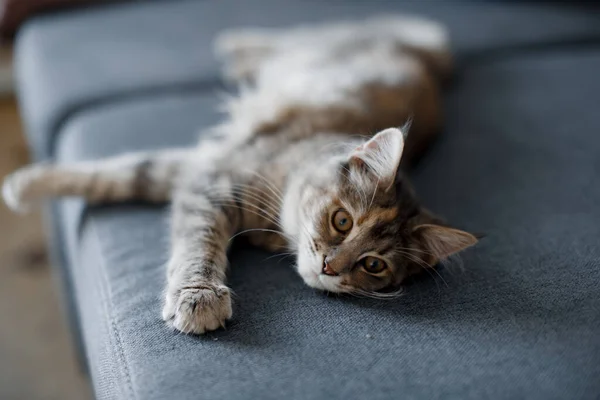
[{"x1": 162, "y1": 283, "x2": 233, "y2": 335}]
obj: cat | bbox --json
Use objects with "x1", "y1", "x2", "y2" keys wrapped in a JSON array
[{"x1": 2, "y1": 15, "x2": 477, "y2": 334}]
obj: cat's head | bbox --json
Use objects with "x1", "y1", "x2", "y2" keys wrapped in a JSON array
[{"x1": 295, "y1": 127, "x2": 477, "y2": 296}]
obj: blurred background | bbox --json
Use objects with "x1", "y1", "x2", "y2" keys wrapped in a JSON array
[{"x1": 0, "y1": 40, "x2": 91, "y2": 400}]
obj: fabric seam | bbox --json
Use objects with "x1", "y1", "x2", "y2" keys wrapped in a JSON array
[{"x1": 90, "y1": 220, "x2": 137, "y2": 400}]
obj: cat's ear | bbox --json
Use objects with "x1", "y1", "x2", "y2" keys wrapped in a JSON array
[
  {"x1": 413, "y1": 224, "x2": 478, "y2": 260},
  {"x1": 349, "y1": 127, "x2": 405, "y2": 190}
]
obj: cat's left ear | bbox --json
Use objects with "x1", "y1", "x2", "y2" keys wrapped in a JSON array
[
  {"x1": 413, "y1": 224, "x2": 478, "y2": 260},
  {"x1": 349, "y1": 127, "x2": 405, "y2": 190}
]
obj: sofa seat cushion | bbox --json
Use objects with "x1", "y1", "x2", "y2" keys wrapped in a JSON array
[
  {"x1": 54, "y1": 50, "x2": 600, "y2": 399},
  {"x1": 16, "y1": 0, "x2": 600, "y2": 158}
]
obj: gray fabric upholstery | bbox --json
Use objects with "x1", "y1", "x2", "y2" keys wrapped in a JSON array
[
  {"x1": 51, "y1": 52, "x2": 600, "y2": 399},
  {"x1": 16, "y1": 0, "x2": 600, "y2": 159}
]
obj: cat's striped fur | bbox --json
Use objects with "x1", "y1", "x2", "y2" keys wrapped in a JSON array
[{"x1": 3, "y1": 15, "x2": 477, "y2": 334}]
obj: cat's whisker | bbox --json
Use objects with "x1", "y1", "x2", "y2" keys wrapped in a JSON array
[
  {"x1": 202, "y1": 195, "x2": 278, "y2": 223},
  {"x1": 396, "y1": 251, "x2": 436, "y2": 284},
  {"x1": 264, "y1": 252, "x2": 295, "y2": 262},
  {"x1": 204, "y1": 183, "x2": 283, "y2": 218},
  {"x1": 204, "y1": 189, "x2": 284, "y2": 228},
  {"x1": 210, "y1": 192, "x2": 281, "y2": 221},
  {"x1": 395, "y1": 250, "x2": 449, "y2": 288},
  {"x1": 200, "y1": 180, "x2": 279, "y2": 205},
  {"x1": 220, "y1": 204, "x2": 296, "y2": 245},
  {"x1": 229, "y1": 182, "x2": 283, "y2": 206},
  {"x1": 209, "y1": 201, "x2": 286, "y2": 233},
  {"x1": 351, "y1": 288, "x2": 403, "y2": 300},
  {"x1": 245, "y1": 170, "x2": 285, "y2": 203},
  {"x1": 227, "y1": 186, "x2": 283, "y2": 219},
  {"x1": 225, "y1": 187, "x2": 284, "y2": 225},
  {"x1": 229, "y1": 228, "x2": 287, "y2": 242},
  {"x1": 395, "y1": 247, "x2": 436, "y2": 257},
  {"x1": 368, "y1": 177, "x2": 380, "y2": 212}
]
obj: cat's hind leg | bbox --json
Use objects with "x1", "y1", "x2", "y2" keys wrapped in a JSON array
[
  {"x1": 214, "y1": 29, "x2": 277, "y2": 82},
  {"x1": 2, "y1": 149, "x2": 189, "y2": 212},
  {"x1": 365, "y1": 15, "x2": 453, "y2": 79}
]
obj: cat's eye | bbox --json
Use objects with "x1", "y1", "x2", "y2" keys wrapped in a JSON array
[
  {"x1": 360, "y1": 256, "x2": 388, "y2": 274},
  {"x1": 332, "y1": 209, "x2": 353, "y2": 233}
]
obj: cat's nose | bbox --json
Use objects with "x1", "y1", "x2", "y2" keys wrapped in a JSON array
[{"x1": 322, "y1": 257, "x2": 339, "y2": 276}]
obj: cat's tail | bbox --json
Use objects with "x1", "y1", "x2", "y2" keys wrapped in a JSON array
[{"x1": 2, "y1": 149, "x2": 190, "y2": 213}]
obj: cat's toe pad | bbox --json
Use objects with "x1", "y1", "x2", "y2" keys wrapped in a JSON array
[{"x1": 163, "y1": 284, "x2": 232, "y2": 335}]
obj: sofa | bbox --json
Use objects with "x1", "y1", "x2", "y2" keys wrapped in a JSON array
[{"x1": 14, "y1": 1, "x2": 600, "y2": 399}]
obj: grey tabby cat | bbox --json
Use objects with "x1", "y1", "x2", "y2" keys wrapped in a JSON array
[{"x1": 2, "y1": 16, "x2": 477, "y2": 334}]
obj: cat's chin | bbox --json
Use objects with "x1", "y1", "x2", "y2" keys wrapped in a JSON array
[
  {"x1": 298, "y1": 268, "x2": 324, "y2": 290},
  {"x1": 298, "y1": 267, "x2": 345, "y2": 293}
]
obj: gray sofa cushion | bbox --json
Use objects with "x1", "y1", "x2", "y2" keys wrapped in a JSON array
[
  {"x1": 54, "y1": 51, "x2": 600, "y2": 399},
  {"x1": 16, "y1": 0, "x2": 600, "y2": 159}
]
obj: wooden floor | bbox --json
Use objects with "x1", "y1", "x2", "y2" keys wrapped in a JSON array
[{"x1": 0, "y1": 99, "x2": 92, "y2": 400}]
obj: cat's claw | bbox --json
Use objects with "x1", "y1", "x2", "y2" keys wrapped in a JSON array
[{"x1": 163, "y1": 283, "x2": 233, "y2": 335}]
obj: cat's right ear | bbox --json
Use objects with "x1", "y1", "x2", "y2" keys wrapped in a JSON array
[
  {"x1": 412, "y1": 224, "x2": 478, "y2": 261},
  {"x1": 348, "y1": 127, "x2": 406, "y2": 190}
]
